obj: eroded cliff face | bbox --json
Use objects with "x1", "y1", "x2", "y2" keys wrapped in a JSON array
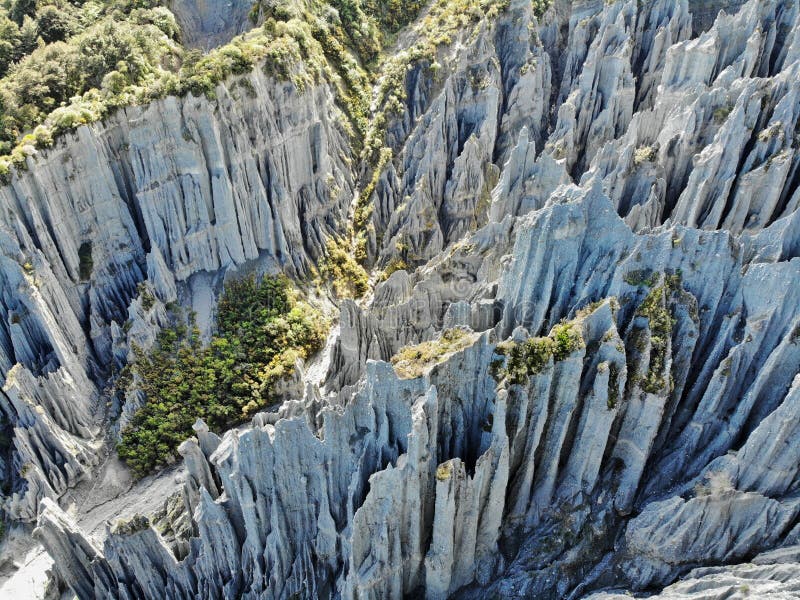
[
  {"x1": 0, "y1": 67, "x2": 353, "y2": 522},
  {"x1": 7, "y1": 0, "x2": 800, "y2": 598},
  {"x1": 168, "y1": 0, "x2": 255, "y2": 49}
]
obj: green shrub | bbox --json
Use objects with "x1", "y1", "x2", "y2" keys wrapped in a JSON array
[
  {"x1": 435, "y1": 461, "x2": 452, "y2": 481},
  {"x1": 531, "y1": 0, "x2": 552, "y2": 18},
  {"x1": 495, "y1": 320, "x2": 584, "y2": 385},
  {"x1": 9, "y1": 0, "x2": 35, "y2": 26},
  {"x1": 551, "y1": 322, "x2": 583, "y2": 361},
  {"x1": 511, "y1": 337, "x2": 554, "y2": 381},
  {"x1": 111, "y1": 514, "x2": 150, "y2": 535},
  {"x1": 0, "y1": 155, "x2": 10, "y2": 182},
  {"x1": 391, "y1": 327, "x2": 474, "y2": 379},
  {"x1": 136, "y1": 281, "x2": 155, "y2": 311},
  {"x1": 607, "y1": 363, "x2": 620, "y2": 408},
  {"x1": 36, "y1": 5, "x2": 77, "y2": 43},
  {"x1": 380, "y1": 257, "x2": 408, "y2": 280},
  {"x1": 118, "y1": 275, "x2": 327, "y2": 476},
  {"x1": 712, "y1": 105, "x2": 732, "y2": 124},
  {"x1": 623, "y1": 269, "x2": 658, "y2": 287},
  {"x1": 0, "y1": 10, "x2": 21, "y2": 76}
]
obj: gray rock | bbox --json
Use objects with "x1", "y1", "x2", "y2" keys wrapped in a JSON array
[
  {"x1": 12, "y1": 0, "x2": 800, "y2": 598},
  {"x1": 169, "y1": 0, "x2": 254, "y2": 49}
]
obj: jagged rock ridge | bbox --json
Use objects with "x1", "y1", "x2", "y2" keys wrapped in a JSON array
[
  {"x1": 168, "y1": 0, "x2": 256, "y2": 49},
  {"x1": 3, "y1": 0, "x2": 800, "y2": 598},
  {"x1": 0, "y1": 68, "x2": 352, "y2": 522}
]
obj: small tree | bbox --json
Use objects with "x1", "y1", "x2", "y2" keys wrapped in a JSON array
[{"x1": 37, "y1": 5, "x2": 77, "y2": 43}]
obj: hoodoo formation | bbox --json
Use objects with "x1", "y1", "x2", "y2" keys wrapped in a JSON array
[{"x1": 0, "y1": 0, "x2": 800, "y2": 598}]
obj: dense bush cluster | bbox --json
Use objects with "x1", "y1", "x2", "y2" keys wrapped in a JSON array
[
  {"x1": 0, "y1": 0, "x2": 180, "y2": 154},
  {"x1": 0, "y1": 0, "x2": 188, "y2": 179},
  {"x1": 494, "y1": 321, "x2": 584, "y2": 385},
  {"x1": 117, "y1": 275, "x2": 327, "y2": 476}
]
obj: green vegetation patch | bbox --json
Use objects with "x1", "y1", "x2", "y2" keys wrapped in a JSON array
[
  {"x1": 712, "y1": 105, "x2": 732, "y2": 124},
  {"x1": 137, "y1": 281, "x2": 155, "y2": 311},
  {"x1": 607, "y1": 363, "x2": 619, "y2": 408},
  {"x1": 623, "y1": 268, "x2": 658, "y2": 288},
  {"x1": 0, "y1": 0, "x2": 182, "y2": 176},
  {"x1": 435, "y1": 460, "x2": 453, "y2": 481},
  {"x1": 117, "y1": 274, "x2": 327, "y2": 476},
  {"x1": 380, "y1": 257, "x2": 408, "y2": 280},
  {"x1": 354, "y1": 0, "x2": 510, "y2": 234},
  {"x1": 635, "y1": 283, "x2": 674, "y2": 394},
  {"x1": 391, "y1": 327, "x2": 475, "y2": 379},
  {"x1": 318, "y1": 237, "x2": 370, "y2": 298},
  {"x1": 531, "y1": 0, "x2": 552, "y2": 18},
  {"x1": 494, "y1": 320, "x2": 584, "y2": 385},
  {"x1": 633, "y1": 145, "x2": 656, "y2": 165},
  {"x1": 111, "y1": 514, "x2": 151, "y2": 535}
]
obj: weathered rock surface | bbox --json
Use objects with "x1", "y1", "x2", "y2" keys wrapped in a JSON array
[
  {"x1": 7, "y1": 0, "x2": 800, "y2": 598},
  {"x1": 169, "y1": 0, "x2": 255, "y2": 49},
  {"x1": 0, "y1": 68, "x2": 352, "y2": 521}
]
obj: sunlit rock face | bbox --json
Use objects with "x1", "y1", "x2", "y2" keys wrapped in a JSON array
[
  {"x1": 168, "y1": 0, "x2": 255, "y2": 49},
  {"x1": 4, "y1": 0, "x2": 800, "y2": 598}
]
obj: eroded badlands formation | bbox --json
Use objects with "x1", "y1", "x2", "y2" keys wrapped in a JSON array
[{"x1": 2, "y1": 0, "x2": 800, "y2": 598}]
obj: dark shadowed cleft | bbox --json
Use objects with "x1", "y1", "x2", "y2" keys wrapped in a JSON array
[{"x1": 78, "y1": 241, "x2": 93, "y2": 281}]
